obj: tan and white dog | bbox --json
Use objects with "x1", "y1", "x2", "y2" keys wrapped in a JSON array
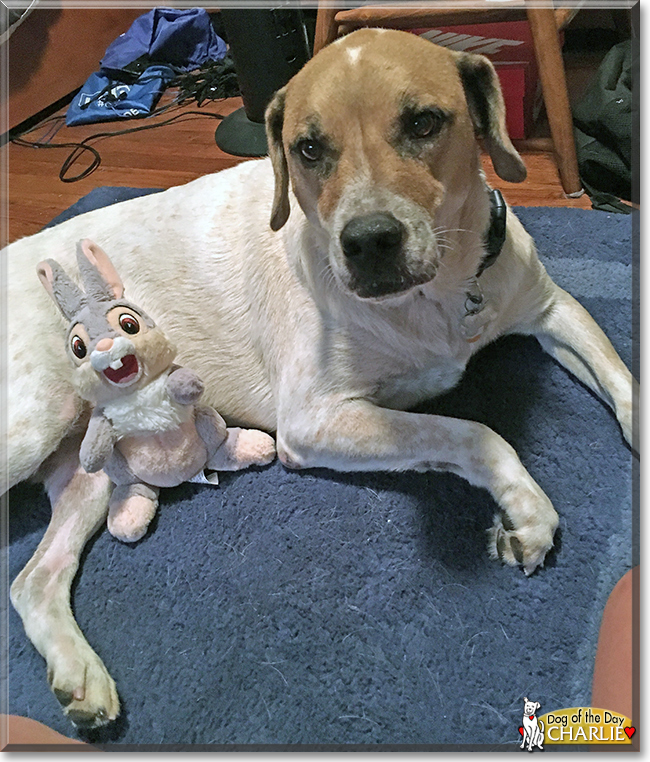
[{"x1": 5, "y1": 29, "x2": 635, "y2": 728}]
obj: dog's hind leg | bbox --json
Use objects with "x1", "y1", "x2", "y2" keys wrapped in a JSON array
[
  {"x1": 10, "y1": 440, "x2": 119, "y2": 728},
  {"x1": 4, "y1": 350, "x2": 84, "y2": 495}
]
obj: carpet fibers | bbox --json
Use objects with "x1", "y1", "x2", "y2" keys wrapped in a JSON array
[{"x1": 5, "y1": 188, "x2": 636, "y2": 749}]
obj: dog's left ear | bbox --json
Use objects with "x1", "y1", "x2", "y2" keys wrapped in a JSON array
[
  {"x1": 265, "y1": 86, "x2": 290, "y2": 231},
  {"x1": 454, "y1": 51, "x2": 527, "y2": 183}
]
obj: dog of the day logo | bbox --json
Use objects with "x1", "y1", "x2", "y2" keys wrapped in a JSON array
[{"x1": 518, "y1": 699, "x2": 635, "y2": 749}]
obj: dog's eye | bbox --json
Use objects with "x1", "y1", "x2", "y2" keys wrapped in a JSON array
[
  {"x1": 119, "y1": 313, "x2": 140, "y2": 334},
  {"x1": 297, "y1": 139, "x2": 324, "y2": 163},
  {"x1": 71, "y1": 335, "x2": 87, "y2": 359},
  {"x1": 405, "y1": 110, "x2": 444, "y2": 140}
]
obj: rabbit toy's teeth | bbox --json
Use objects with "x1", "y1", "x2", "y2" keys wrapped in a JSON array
[
  {"x1": 103, "y1": 354, "x2": 139, "y2": 385},
  {"x1": 109, "y1": 358, "x2": 123, "y2": 370}
]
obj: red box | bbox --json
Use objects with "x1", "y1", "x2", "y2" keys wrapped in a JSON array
[{"x1": 409, "y1": 21, "x2": 547, "y2": 139}]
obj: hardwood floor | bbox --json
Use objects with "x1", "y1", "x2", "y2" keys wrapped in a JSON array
[{"x1": 3, "y1": 94, "x2": 591, "y2": 245}]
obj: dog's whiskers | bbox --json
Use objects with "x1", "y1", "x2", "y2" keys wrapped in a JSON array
[
  {"x1": 317, "y1": 261, "x2": 338, "y2": 291},
  {"x1": 433, "y1": 226, "x2": 475, "y2": 237}
]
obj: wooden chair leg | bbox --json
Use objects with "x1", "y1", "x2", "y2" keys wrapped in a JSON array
[
  {"x1": 314, "y1": 7, "x2": 340, "y2": 54},
  {"x1": 527, "y1": 7, "x2": 584, "y2": 197}
]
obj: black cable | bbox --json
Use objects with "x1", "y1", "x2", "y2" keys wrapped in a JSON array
[
  {"x1": 17, "y1": 95, "x2": 187, "y2": 142},
  {"x1": 11, "y1": 135, "x2": 102, "y2": 181},
  {"x1": 11, "y1": 56, "x2": 241, "y2": 182},
  {"x1": 169, "y1": 56, "x2": 239, "y2": 106},
  {"x1": 12, "y1": 108, "x2": 225, "y2": 183}
]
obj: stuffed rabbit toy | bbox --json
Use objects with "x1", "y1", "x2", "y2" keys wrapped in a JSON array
[{"x1": 37, "y1": 239, "x2": 276, "y2": 542}]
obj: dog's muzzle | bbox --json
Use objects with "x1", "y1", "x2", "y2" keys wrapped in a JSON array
[
  {"x1": 339, "y1": 211, "x2": 433, "y2": 299},
  {"x1": 340, "y1": 212, "x2": 406, "y2": 266}
]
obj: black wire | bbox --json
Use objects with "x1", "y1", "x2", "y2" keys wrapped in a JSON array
[
  {"x1": 169, "y1": 56, "x2": 240, "y2": 106},
  {"x1": 17, "y1": 95, "x2": 187, "y2": 141},
  {"x1": 11, "y1": 56, "x2": 241, "y2": 182},
  {"x1": 11, "y1": 136, "x2": 102, "y2": 181},
  {"x1": 12, "y1": 109, "x2": 225, "y2": 183},
  {"x1": 11, "y1": 56, "x2": 240, "y2": 183}
]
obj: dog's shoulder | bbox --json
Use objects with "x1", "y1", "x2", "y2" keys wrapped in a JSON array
[{"x1": 481, "y1": 207, "x2": 556, "y2": 333}]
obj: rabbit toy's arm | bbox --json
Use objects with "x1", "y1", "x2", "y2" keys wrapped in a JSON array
[
  {"x1": 166, "y1": 366, "x2": 205, "y2": 406},
  {"x1": 79, "y1": 412, "x2": 117, "y2": 473}
]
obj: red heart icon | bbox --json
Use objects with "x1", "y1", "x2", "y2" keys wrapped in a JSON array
[
  {"x1": 624, "y1": 727, "x2": 635, "y2": 739},
  {"x1": 519, "y1": 727, "x2": 524, "y2": 736}
]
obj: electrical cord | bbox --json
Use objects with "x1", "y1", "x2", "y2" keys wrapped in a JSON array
[
  {"x1": 12, "y1": 108, "x2": 225, "y2": 182},
  {"x1": 171, "y1": 57, "x2": 239, "y2": 106},
  {"x1": 10, "y1": 57, "x2": 241, "y2": 182}
]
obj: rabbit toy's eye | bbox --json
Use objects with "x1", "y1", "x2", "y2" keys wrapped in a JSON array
[
  {"x1": 71, "y1": 335, "x2": 87, "y2": 359},
  {"x1": 119, "y1": 313, "x2": 140, "y2": 335}
]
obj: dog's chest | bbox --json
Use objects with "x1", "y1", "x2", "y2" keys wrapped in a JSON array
[
  {"x1": 345, "y1": 298, "x2": 478, "y2": 410},
  {"x1": 372, "y1": 358, "x2": 467, "y2": 410}
]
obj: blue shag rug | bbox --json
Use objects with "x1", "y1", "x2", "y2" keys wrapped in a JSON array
[{"x1": 5, "y1": 187, "x2": 637, "y2": 749}]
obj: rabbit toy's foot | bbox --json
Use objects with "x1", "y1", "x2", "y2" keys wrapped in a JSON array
[
  {"x1": 208, "y1": 428, "x2": 276, "y2": 471},
  {"x1": 108, "y1": 483, "x2": 159, "y2": 543}
]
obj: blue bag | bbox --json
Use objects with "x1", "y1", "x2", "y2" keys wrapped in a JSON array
[
  {"x1": 101, "y1": 7, "x2": 227, "y2": 74},
  {"x1": 65, "y1": 8, "x2": 227, "y2": 127},
  {"x1": 66, "y1": 65, "x2": 175, "y2": 127}
]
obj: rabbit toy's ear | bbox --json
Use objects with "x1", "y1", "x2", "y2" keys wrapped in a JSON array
[
  {"x1": 36, "y1": 259, "x2": 85, "y2": 321},
  {"x1": 76, "y1": 239, "x2": 124, "y2": 302}
]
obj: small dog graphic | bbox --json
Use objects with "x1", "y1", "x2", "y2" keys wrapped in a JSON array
[{"x1": 520, "y1": 697, "x2": 544, "y2": 751}]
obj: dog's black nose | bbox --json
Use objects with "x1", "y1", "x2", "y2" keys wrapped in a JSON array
[{"x1": 340, "y1": 213, "x2": 406, "y2": 264}]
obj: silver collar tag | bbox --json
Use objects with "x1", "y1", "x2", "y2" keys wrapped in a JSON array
[{"x1": 460, "y1": 278, "x2": 491, "y2": 343}]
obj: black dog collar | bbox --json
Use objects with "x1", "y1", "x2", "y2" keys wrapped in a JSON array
[
  {"x1": 459, "y1": 188, "x2": 507, "y2": 342},
  {"x1": 477, "y1": 188, "x2": 507, "y2": 277}
]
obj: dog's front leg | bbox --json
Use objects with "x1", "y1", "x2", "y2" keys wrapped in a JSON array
[
  {"x1": 525, "y1": 286, "x2": 637, "y2": 452},
  {"x1": 277, "y1": 399, "x2": 558, "y2": 574},
  {"x1": 10, "y1": 448, "x2": 119, "y2": 728}
]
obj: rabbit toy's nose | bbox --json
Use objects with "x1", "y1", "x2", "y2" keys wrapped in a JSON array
[
  {"x1": 90, "y1": 335, "x2": 137, "y2": 374},
  {"x1": 95, "y1": 338, "x2": 114, "y2": 352}
]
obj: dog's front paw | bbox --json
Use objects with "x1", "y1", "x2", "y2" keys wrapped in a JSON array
[
  {"x1": 47, "y1": 642, "x2": 120, "y2": 728},
  {"x1": 487, "y1": 493, "x2": 558, "y2": 575}
]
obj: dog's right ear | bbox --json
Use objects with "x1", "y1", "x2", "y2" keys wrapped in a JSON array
[
  {"x1": 454, "y1": 51, "x2": 527, "y2": 183},
  {"x1": 265, "y1": 86, "x2": 290, "y2": 231}
]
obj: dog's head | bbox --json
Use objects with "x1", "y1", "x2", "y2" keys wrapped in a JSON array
[
  {"x1": 265, "y1": 28, "x2": 525, "y2": 302},
  {"x1": 523, "y1": 698, "x2": 541, "y2": 716}
]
